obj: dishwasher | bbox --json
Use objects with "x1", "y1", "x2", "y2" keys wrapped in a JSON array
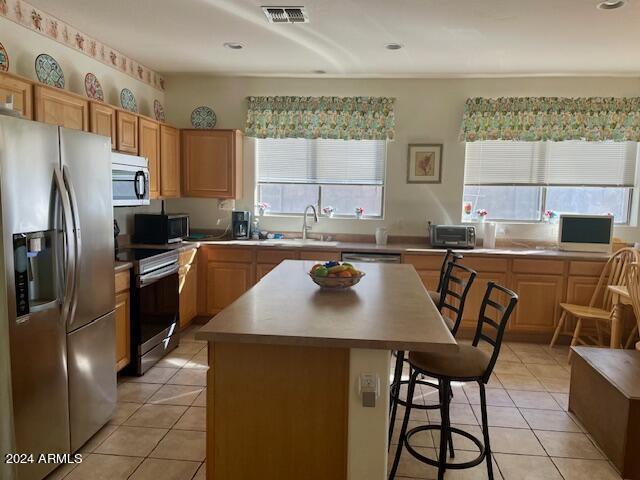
[{"x1": 341, "y1": 252, "x2": 402, "y2": 264}]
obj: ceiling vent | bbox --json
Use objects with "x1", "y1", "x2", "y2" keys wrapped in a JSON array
[{"x1": 262, "y1": 6, "x2": 309, "y2": 23}]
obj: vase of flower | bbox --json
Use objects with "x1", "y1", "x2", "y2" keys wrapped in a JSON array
[
  {"x1": 355, "y1": 207, "x2": 365, "y2": 219},
  {"x1": 476, "y1": 209, "x2": 488, "y2": 223},
  {"x1": 544, "y1": 210, "x2": 556, "y2": 224},
  {"x1": 322, "y1": 206, "x2": 335, "y2": 218},
  {"x1": 256, "y1": 202, "x2": 270, "y2": 217}
]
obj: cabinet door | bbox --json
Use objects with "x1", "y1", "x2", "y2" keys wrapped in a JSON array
[
  {"x1": 206, "y1": 261, "x2": 254, "y2": 314},
  {"x1": 139, "y1": 118, "x2": 160, "y2": 199},
  {"x1": 415, "y1": 269, "x2": 440, "y2": 292},
  {"x1": 566, "y1": 276, "x2": 600, "y2": 306},
  {"x1": 0, "y1": 73, "x2": 33, "y2": 119},
  {"x1": 460, "y1": 272, "x2": 508, "y2": 331},
  {"x1": 116, "y1": 110, "x2": 139, "y2": 154},
  {"x1": 508, "y1": 274, "x2": 564, "y2": 333},
  {"x1": 89, "y1": 102, "x2": 116, "y2": 150},
  {"x1": 34, "y1": 85, "x2": 88, "y2": 131},
  {"x1": 180, "y1": 260, "x2": 198, "y2": 328},
  {"x1": 160, "y1": 125, "x2": 180, "y2": 198},
  {"x1": 299, "y1": 250, "x2": 342, "y2": 262},
  {"x1": 182, "y1": 129, "x2": 243, "y2": 199},
  {"x1": 257, "y1": 263, "x2": 277, "y2": 281},
  {"x1": 114, "y1": 291, "x2": 131, "y2": 372}
]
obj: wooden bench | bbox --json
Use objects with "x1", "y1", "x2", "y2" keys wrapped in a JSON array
[{"x1": 570, "y1": 347, "x2": 640, "y2": 479}]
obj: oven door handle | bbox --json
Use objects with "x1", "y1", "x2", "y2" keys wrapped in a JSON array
[{"x1": 137, "y1": 263, "x2": 179, "y2": 288}]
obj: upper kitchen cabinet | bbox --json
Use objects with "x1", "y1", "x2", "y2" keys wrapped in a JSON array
[
  {"x1": 139, "y1": 117, "x2": 160, "y2": 199},
  {"x1": 34, "y1": 84, "x2": 88, "y2": 131},
  {"x1": 116, "y1": 110, "x2": 139, "y2": 154},
  {"x1": 89, "y1": 102, "x2": 116, "y2": 150},
  {"x1": 181, "y1": 129, "x2": 243, "y2": 199},
  {"x1": 0, "y1": 72, "x2": 33, "y2": 119},
  {"x1": 160, "y1": 124, "x2": 180, "y2": 198}
]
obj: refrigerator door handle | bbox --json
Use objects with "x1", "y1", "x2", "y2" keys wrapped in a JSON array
[
  {"x1": 53, "y1": 166, "x2": 75, "y2": 323},
  {"x1": 63, "y1": 165, "x2": 82, "y2": 320}
]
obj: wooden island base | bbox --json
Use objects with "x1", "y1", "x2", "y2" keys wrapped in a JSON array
[{"x1": 207, "y1": 342, "x2": 350, "y2": 479}]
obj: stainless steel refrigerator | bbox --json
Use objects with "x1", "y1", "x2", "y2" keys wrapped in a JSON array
[{"x1": 0, "y1": 115, "x2": 116, "y2": 480}]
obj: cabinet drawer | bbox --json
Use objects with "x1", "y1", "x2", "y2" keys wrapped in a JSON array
[
  {"x1": 512, "y1": 259, "x2": 564, "y2": 275},
  {"x1": 300, "y1": 250, "x2": 342, "y2": 262},
  {"x1": 115, "y1": 270, "x2": 130, "y2": 293},
  {"x1": 461, "y1": 257, "x2": 508, "y2": 273},
  {"x1": 569, "y1": 261, "x2": 606, "y2": 277},
  {"x1": 403, "y1": 254, "x2": 443, "y2": 270},
  {"x1": 205, "y1": 246, "x2": 254, "y2": 263},
  {"x1": 256, "y1": 249, "x2": 299, "y2": 264}
]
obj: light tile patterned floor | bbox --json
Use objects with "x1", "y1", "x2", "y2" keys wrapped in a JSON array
[
  {"x1": 44, "y1": 327, "x2": 624, "y2": 479},
  {"x1": 45, "y1": 326, "x2": 207, "y2": 480},
  {"x1": 389, "y1": 340, "x2": 624, "y2": 480}
]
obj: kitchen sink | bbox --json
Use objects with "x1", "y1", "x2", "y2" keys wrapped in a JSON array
[{"x1": 261, "y1": 238, "x2": 340, "y2": 247}]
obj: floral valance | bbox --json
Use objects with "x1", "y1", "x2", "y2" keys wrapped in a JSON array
[
  {"x1": 460, "y1": 97, "x2": 640, "y2": 142},
  {"x1": 245, "y1": 96, "x2": 395, "y2": 140}
]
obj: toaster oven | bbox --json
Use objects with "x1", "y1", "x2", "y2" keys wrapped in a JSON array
[{"x1": 429, "y1": 225, "x2": 476, "y2": 248}]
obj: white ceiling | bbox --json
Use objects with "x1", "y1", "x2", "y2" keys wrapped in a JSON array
[{"x1": 29, "y1": 0, "x2": 640, "y2": 77}]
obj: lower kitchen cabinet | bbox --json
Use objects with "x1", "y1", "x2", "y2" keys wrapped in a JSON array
[
  {"x1": 256, "y1": 249, "x2": 299, "y2": 281},
  {"x1": 114, "y1": 270, "x2": 131, "y2": 372},
  {"x1": 206, "y1": 261, "x2": 255, "y2": 314},
  {"x1": 460, "y1": 272, "x2": 508, "y2": 330},
  {"x1": 179, "y1": 248, "x2": 198, "y2": 328},
  {"x1": 508, "y1": 273, "x2": 564, "y2": 334}
]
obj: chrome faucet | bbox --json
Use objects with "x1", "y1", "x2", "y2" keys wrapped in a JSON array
[{"x1": 302, "y1": 205, "x2": 319, "y2": 240}]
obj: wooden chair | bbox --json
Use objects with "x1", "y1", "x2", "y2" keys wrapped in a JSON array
[
  {"x1": 625, "y1": 263, "x2": 640, "y2": 351},
  {"x1": 550, "y1": 247, "x2": 639, "y2": 357}
]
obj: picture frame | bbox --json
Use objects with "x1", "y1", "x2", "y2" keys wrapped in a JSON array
[{"x1": 407, "y1": 143, "x2": 443, "y2": 184}]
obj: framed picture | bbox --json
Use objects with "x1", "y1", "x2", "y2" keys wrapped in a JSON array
[{"x1": 407, "y1": 143, "x2": 443, "y2": 184}]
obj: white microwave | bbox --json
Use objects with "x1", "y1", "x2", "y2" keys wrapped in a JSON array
[{"x1": 112, "y1": 152, "x2": 150, "y2": 206}]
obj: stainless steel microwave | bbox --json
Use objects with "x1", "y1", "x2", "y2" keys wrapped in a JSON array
[
  {"x1": 112, "y1": 152, "x2": 150, "y2": 206},
  {"x1": 429, "y1": 224, "x2": 476, "y2": 248}
]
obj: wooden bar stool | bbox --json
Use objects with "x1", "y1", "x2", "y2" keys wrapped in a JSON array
[
  {"x1": 389, "y1": 282, "x2": 518, "y2": 480},
  {"x1": 388, "y1": 262, "x2": 477, "y2": 446},
  {"x1": 626, "y1": 263, "x2": 640, "y2": 351}
]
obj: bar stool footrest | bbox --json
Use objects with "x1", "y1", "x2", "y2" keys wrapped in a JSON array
[{"x1": 405, "y1": 425, "x2": 487, "y2": 470}]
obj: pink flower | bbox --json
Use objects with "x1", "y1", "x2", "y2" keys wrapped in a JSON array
[{"x1": 476, "y1": 209, "x2": 488, "y2": 217}]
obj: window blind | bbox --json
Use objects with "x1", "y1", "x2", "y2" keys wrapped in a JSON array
[
  {"x1": 257, "y1": 138, "x2": 386, "y2": 185},
  {"x1": 464, "y1": 140, "x2": 637, "y2": 187}
]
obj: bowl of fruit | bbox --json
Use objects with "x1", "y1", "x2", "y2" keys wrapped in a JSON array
[{"x1": 308, "y1": 261, "x2": 365, "y2": 289}]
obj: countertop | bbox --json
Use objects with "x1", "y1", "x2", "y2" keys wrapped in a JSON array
[
  {"x1": 186, "y1": 239, "x2": 611, "y2": 260},
  {"x1": 114, "y1": 261, "x2": 133, "y2": 272},
  {"x1": 196, "y1": 260, "x2": 457, "y2": 352}
]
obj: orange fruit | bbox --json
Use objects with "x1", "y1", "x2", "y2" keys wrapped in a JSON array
[{"x1": 337, "y1": 270, "x2": 352, "y2": 278}]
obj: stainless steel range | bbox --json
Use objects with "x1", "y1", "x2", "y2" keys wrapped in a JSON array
[{"x1": 116, "y1": 248, "x2": 180, "y2": 375}]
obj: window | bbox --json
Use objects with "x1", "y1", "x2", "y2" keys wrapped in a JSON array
[
  {"x1": 256, "y1": 138, "x2": 386, "y2": 217},
  {"x1": 463, "y1": 140, "x2": 637, "y2": 224}
]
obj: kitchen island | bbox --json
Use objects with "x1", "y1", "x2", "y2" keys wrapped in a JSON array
[{"x1": 196, "y1": 260, "x2": 456, "y2": 480}]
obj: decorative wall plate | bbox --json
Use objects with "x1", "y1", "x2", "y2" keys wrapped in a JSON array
[
  {"x1": 120, "y1": 88, "x2": 138, "y2": 113},
  {"x1": 35, "y1": 53, "x2": 65, "y2": 88},
  {"x1": 191, "y1": 106, "x2": 217, "y2": 129},
  {"x1": 154, "y1": 100, "x2": 166, "y2": 122},
  {"x1": 0, "y1": 42, "x2": 9, "y2": 72},
  {"x1": 84, "y1": 73, "x2": 104, "y2": 101}
]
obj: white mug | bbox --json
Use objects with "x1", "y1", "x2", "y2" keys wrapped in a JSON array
[{"x1": 375, "y1": 227, "x2": 388, "y2": 246}]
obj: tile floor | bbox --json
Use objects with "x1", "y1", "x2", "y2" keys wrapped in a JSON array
[
  {"x1": 44, "y1": 328, "x2": 624, "y2": 480},
  {"x1": 389, "y1": 340, "x2": 624, "y2": 480}
]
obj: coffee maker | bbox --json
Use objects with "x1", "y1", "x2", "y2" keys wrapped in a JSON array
[{"x1": 232, "y1": 211, "x2": 251, "y2": 240}]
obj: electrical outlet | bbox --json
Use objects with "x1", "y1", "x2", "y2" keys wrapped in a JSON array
[{"x1": 359, "y1": 373, "x2": 380, "y2": 408}]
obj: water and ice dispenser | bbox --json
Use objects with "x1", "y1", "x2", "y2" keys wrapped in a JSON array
[{"x1": 13, "y1": 231, "x2": 57, "y2": 318}]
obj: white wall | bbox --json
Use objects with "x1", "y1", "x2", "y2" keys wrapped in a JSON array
[
  {"x1": 164, "y1": 74, "x2": 640, "y2": 243},
  {"x1": 0, "y1": 17, "x2": 164, "y2": 117}
]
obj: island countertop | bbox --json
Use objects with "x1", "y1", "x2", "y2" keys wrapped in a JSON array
[{"x1": 196, "y1": 259, "x2": 456, "y2": 352}]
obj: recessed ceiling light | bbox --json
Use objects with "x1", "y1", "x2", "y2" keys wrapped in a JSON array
[
  {"x1": 385, "y1": 43, "x2": 403, "y2": 50},
  {"x1": 312, "y1": 70, "x2": 326, "y2": 74},
  {"x1": 597, "y1": 0, "x2": 625, "y2": 9},
  {"x1": 223, "y1": 42, "x2": 244, "y2": 50}
]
